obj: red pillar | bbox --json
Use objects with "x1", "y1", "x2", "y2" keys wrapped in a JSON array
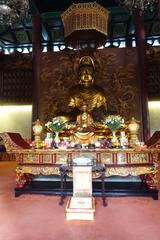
[
  {"x1": 32, "y1": 15, "x2": 41, "y2": 122},
  {"x1": 135, "y1": 11, "x2": 150, "y2": 142}
]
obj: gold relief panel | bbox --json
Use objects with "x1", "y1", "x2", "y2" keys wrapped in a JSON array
[
  {"x1": 131, "y1": 153, "x2": 148, "y2": 164},
  {"x1": 152, "y1": 152, "x2": 160, "y2": 162},
  {"x1": 101, "y1": 153, "x2": 112, "y2": 164},
  {"x1": 106, "y1": 167, "x2": 131, "y2": 177},
  {"x1": 42, "y1": 154, "x2": 54, "y2": 164},
  {"x1": 56, "y1": 153, "x2": 69, "y2": 164},
  {"x1": 105, "y1": 166, "x2": 156, "y2": 177},
  {"x1": 23, "y1": 154, "x2": 40, "y2": 164},
  {"x1": 16, "y1": 166, "x2": 60, "y2": 176},
  {"x1": 117, "y1": 153, "x2": 127, "y2": 164}
]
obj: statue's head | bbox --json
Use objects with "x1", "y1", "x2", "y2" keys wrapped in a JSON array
[
  {"x1": 80, "y1": 103, "x2": 88, "y2": 112},
  {"x1": 79, "y1": 56, "x2": 95, "y2": 86}
]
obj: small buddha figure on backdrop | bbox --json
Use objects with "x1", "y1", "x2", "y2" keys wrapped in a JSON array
[
  {"x1": 68, "y1": 56, "x2": 107, "y2": 122},
  {"x1": 76, "y1": 103, "x2": 95, "y2": 133},
  {"x1": 71, "y1": 103, "x2": 97, "y2": 145}
]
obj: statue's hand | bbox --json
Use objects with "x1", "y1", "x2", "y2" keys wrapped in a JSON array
[{"x1": 68, "y1": 98, "x2": 75, "y2": 107}]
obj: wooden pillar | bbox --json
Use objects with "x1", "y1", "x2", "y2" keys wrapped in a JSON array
[
  {"x1": 126, "y1": 37, "x2": 132, "y2": 47},
  {"x1": 135, "y1": 11, "x2": 150, "y2": 142},
  {"x1": 47, "y1": 41, "x2": 53, "y2": 52},
  {"x1": 32, "y1": 15, "x2": 41, "y2": 122}
]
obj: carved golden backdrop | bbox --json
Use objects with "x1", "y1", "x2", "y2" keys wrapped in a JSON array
[{"x1": 39, "y1": 48, "x2": 140, "y2": 122}]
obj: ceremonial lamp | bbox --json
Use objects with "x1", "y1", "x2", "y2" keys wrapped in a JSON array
[
  {"x1": 128, "y1": 117, "x2": 140, "y2": 147},
  {"x1": 61, "y1": 2, "x2": 110, "y2": 48},
  {"x1": 32, "y1": 119, "x2": 43, "y2": 148}
]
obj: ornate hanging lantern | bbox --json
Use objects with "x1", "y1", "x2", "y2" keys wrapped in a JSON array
[{"x1": 61, "y1": 2, "x2": 110, "y2": 48}]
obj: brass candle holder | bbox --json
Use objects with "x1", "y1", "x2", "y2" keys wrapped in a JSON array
[
  {"x1": 128, "y1": 117, "x2": 140, "y2": 148},
  {"x1": 32, "y1": 119, "x2": 43, "y2": 148}
]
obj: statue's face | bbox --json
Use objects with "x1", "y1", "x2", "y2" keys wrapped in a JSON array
[
  {"x1": 81, "y1": 104, "x2": 87, "y2": 112},
  {"x1": 79, "y1": 66, "x2": 94, "y2": 86}
]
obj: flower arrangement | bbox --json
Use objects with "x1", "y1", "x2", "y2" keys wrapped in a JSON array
[
  {"x1": 103, "y1": 115, "x2": 123, "y2": 132},
  {"x1": 45, "y1": 116, "x2": 68, "y2": 133}
]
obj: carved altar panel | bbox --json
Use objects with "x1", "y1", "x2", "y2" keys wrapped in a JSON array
[
  {"x1": 117, "y1": 153, "x2": 127, "y2": 164},
  {"x1": 131, "y1": 153, "x2": 148, "y2": 163},
  {"x1": 41, "y1": 153, "x2": 55, "y2": 164},
  {"x1": 23, "y1": 153, "x2": 40, "y2": 164},
  {"x1": 101, "y1": 152, "x2": 112, "y2": 164},
  {"x1": 55, "y1": 152, "x2": 69, "y2": 164}
]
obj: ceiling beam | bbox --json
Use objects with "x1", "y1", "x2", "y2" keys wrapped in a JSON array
[{"x1": 42, "y1": 22, "x2": 52, "y2": 41}]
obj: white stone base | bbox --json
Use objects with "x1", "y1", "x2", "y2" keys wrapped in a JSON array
[{"x1": 66, "y1": 197, "x2": 95, "y2": 220}]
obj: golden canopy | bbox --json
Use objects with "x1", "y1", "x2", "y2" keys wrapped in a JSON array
[{"x1": 61, "y1": 2, "x2": 110, "y2": 48}]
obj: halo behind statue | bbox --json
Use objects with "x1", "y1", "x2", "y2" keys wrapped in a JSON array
[{"x1": 79, "y1": 56, "x2": 95, "y2": 70}]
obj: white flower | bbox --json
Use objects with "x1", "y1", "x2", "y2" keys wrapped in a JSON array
[{"x1": 45, "y1": 121, "x2": 52, "y2": 128}]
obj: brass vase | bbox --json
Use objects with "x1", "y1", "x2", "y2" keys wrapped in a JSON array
[
  {"x1": 54, "y1": 131, "x2": 60, "y2": 145},
  {"x1": 111, "y1": 131, "x2": 118, "y2": 147}
]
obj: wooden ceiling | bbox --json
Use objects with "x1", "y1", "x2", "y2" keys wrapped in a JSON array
[{"x1": 0, "y1": 0, "x2": 160, "y2": 50}]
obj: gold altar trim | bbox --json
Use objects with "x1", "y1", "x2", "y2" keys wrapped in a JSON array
[
  {"x1": 16, "y1": 166, "x2": 60, "y2": 176},
  {"x1": 16, "y1": 165, "x2": 156, "y2": 178},
  {"x1": 12, "y1": 148, "x2": 160, "y2": 153},
  {"x1": 105, "y1": 166, "x2": 157, "y2": 177},
  {"x1": 13, "y1": 148, "x2": 160, "y2": 165}
]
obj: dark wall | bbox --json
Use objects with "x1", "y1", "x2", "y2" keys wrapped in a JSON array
[
  {"x1": 146, "y1": 47, "x2": 160, "y2": 99},
  {"x1": 0, "y1": 53, "x2": 33, "y2": 104}
]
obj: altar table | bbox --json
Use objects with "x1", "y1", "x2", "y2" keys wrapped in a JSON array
[{"x1": 14, "y1": 148, "x2": 159, "y2": 199}]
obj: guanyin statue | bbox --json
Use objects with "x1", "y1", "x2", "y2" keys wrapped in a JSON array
[{"x1": 68, "y1": 56, "x2": 107, "y2": 122}]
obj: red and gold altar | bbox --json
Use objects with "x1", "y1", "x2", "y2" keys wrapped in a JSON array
[
  {"x1": 14, "y1": 148, "x2": 159, "y2": 191},
  {"x1": 14, "y1": 146, "x2": 158, "y2": 183},
  {"x1": 1, "y1": 55, "x2": 159, "y2": 208}
]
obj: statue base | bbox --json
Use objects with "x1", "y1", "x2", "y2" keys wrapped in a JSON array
[
  {"x1": 72, "y1": 131, "x2": 96, "y2": 145},
  {"x1": 66, "y1": 197, "x2": 95, "y2": 220}
]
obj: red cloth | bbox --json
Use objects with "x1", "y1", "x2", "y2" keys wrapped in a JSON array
[
  {"x1": 5, "y1": 132, "x2": 31, "y2": 149},
  {"x1": 145, "y1": 131, "x2": 160, "y2": 147}
]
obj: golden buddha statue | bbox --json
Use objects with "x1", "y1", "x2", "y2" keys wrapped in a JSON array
[
  {"x1": 66, "y1": 56, "x2": 108, "y2": 144},
  {"x1": 68, "y1": 56, "x2": 107, "y2": 121},
  {"x1": 61, "y1": 56, "x2": 108, "y2": 144}
]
